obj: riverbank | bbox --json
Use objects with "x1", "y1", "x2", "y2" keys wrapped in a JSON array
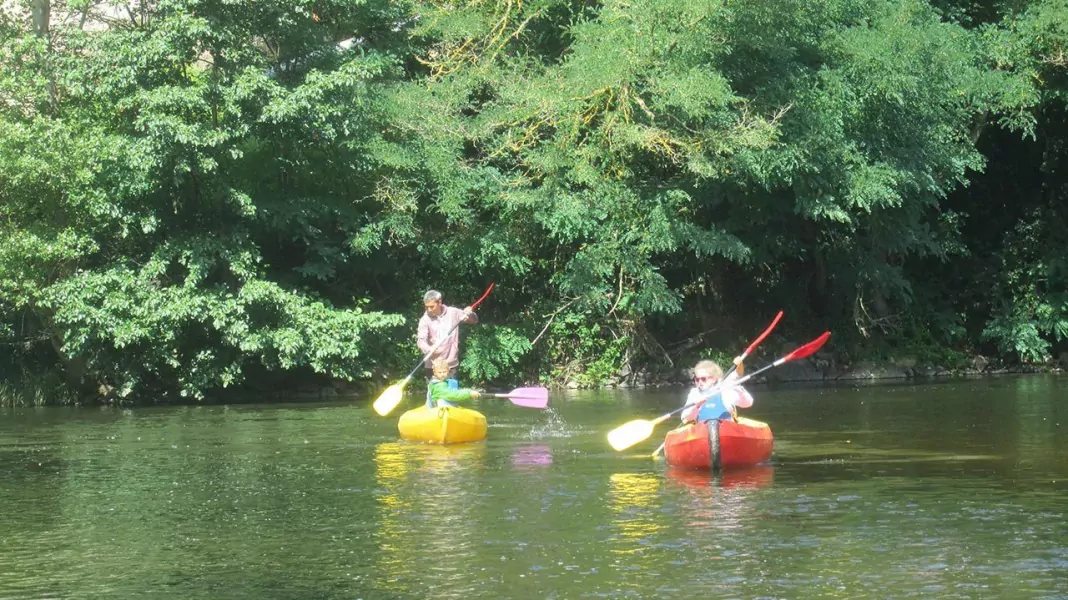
[
  {"x1": 590, "y1": 352, "x2": 1065, "y2": 390},
  {"x1": 3, "y1": 352, "x2": 1064, "y2": 407}
]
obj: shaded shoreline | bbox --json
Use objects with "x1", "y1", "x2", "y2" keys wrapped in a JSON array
[{"x1": 2, "y1": 356, "x2": 1064, "y2": 408}]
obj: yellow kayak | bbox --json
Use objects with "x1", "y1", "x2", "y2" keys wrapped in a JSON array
[{"x1": 397, "y1": 406, "x2": 488, "y2": 444}]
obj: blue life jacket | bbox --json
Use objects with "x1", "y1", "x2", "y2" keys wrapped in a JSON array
[{"x1": 696, "y1": 392, "x2": 732, "y2": 422}]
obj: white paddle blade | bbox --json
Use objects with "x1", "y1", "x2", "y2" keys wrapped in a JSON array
[
  {"x1": 372, "y1": 382, "x2": 406, "y2": 416},
  {"x1": 607, "y1": 419, "x2": 656, "y2": 452}
]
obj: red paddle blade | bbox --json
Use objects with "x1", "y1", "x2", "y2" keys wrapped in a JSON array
[
  {"x1": 470, "y1": 283, "x2": 495, "y2": 310},
  {"x1": 783, "y1": 331, "x2": 831, "y2": 362},
  {"x1": 743, "y1": 310, "x2": 783, "y2": 356},
  {"x1": 497, "y1": 387, "x2": 549, "y2": 409}
]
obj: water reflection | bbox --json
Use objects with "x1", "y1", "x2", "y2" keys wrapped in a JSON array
[
  {"x1": 607, "y1": 472, "x2": 664, "y2": 556},
  {"x1": 374, "y1": 441, "x2": 486, "y2": 477},
  {"x1": 510, "y1": 444, "x2": 552, "y2": 469},
  {"x1": 372, "y1": 442, "x2": 487, "y2": 598},
  {"x1": 1, "y1": 379, "x2": 1066, "y2": 599},
  {"x1": 664, "y1": 465, "x2": 775, "y2": 491},
  {"x1": 665, "y1": 466, "x2": 774, "y2": 533}
]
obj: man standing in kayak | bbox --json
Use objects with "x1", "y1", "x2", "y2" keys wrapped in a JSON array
[{"x1": 417, "y1": 289, "x2": 478, "y2": 380}]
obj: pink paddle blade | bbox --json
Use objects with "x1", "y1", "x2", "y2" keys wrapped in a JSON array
[{"x1": 495, "y1": 387, "x2": 549, "y2": 409}]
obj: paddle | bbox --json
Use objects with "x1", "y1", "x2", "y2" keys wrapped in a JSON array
[
  {"x1": 608, "y1": 331, "x2": 831, "y2": 452},
  {"x1": 491, "y1": 386, "x2": 549, "y2": 409},
  {"x1": 723, "y1": 310, "x2": 783, "y2": 380},
  {"x1": 652, "y1": 311, "x2": 782, "y2": 460},
  {"x1": 716, "y1": 331, "x2": 831, "y2": 391},
  {"x1": 372, "y1": 283, "x2": 495, "y2": 416}
]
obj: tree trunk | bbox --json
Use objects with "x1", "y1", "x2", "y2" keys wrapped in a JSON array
[
  {"x1": 30, "y1": 0, "x2": 60, "y2": 111},
  {"x1": 30, "y1": 0, "x2": 50, "y2": 38},
  {"x1": 49, "y1": 332, "x2": 87, "y2": 389}
]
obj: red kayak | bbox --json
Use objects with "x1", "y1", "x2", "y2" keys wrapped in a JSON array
[{"x1": 663, "y1": 417, "x2": 773, "y2": 471}]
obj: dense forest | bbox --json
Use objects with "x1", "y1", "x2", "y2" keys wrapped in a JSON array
[{"x1": 1, "y1": 0, "x2": 1066, "y2": 404}]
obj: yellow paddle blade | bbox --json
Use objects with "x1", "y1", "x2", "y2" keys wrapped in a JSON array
[
  {"x1": 372, "y1": 381, "x2": 408, "y2": 416},
  {"x1": 607, "y1": 419, "x2": 656, "y2": 451}
]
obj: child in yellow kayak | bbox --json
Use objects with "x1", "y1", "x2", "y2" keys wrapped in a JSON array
[{"x1": 426, "y1": 359, "x2": 481, "y2": 408}]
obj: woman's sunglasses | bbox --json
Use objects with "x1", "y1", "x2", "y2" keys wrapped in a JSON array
[{"x1": 693, "y1": 375, "x2": 717, "y2": 384}]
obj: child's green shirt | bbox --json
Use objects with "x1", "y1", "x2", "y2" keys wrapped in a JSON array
[{"x1": 428, "y1": 379, "x2": 477, "y2": 404}]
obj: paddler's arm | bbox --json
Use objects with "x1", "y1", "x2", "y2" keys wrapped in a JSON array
[
  {"x1": 729, "y1": 386, "x2": 754, "y2": 409},
  {"x1": 681, "y1": 388, "x2": 701, "y2": 422},
  {"x1": 429, "y1": 381, "x2": 480, "y2": 402},
  {"x1": 462, "y1": 306, "x2": 478, "y2": 325},
  {"x1": 417, "y1": 315, "x2": 434, "y2": 355}
]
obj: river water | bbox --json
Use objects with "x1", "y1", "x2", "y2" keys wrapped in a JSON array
[{"x1": 1, "y1": 376, "x2": 1066, "y2": 599}]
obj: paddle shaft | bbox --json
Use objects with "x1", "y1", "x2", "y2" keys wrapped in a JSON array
[
  {"x1": 654, "y1": 313, "x2": 786, "y2": 421},
  {"x1": 652, "y1": 367, "x2": 773, "y2": 423},
  {"x1": 686, "y1": 331, "x2": 831, "y2": 414},
  {"x1": 490, "y1": 386, "x2": 547, "y2": 398}
]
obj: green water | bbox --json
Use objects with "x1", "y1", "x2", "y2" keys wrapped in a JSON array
[{"x1": 1, "y1": 376, "x2": 1066, "y2": 599}]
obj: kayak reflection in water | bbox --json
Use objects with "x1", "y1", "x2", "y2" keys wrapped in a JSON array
[
  {"x1": 665, "y1": 465, "x2": 775, "y2": 491},
  {"x1": 667, "y1": 466, "x2": 773, "y2": 532}
]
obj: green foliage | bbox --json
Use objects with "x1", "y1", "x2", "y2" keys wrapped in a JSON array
[
  {"x1": 699, "y1": 350, "x2": 735, "y2": 372},
  {"x1": 540, "y1": 309, "x2": 631, "y2": 387},
  {"x1": 0, "y1": 0, "x2": 414, "y2": 400},
  {"x1": 460, "y1": 324, "x2": 532, "y2": 383},
  {"x1": 0, "y1": 372, "x2": 76, "y2": 407},
  {"x1": 559, "y1": 332, "x2": 629, "y2": 389},
  {"x1": 42, "y1": 260, "x2": 404, "y2": 398},
  {"x1": 980, "y1": 214, "x2": 1068, "y2": 363},
  {"x1": 3, "y1": 0, "x2": 1068, "y2": 402},
  {"x1": 961, "y1": 0, "x2": 1068, "y2": 364},
  {"x1": 852, "y1": 308, "x2": 972, "y2": 369}
]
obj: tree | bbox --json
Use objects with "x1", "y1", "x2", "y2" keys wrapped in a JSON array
[{"x1": 0, "y1": 0, "x2": 411, "y2": 399}]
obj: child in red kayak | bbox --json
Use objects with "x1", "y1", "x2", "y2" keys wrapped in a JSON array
[
  {"x1": 426, "y1": 359, "x2": 481, "y2": 408},
  {"x1": 680, "y1": 358, "x2": 753, "y2": 423}
]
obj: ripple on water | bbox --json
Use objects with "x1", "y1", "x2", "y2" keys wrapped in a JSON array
[
  {"x1": 519, "y1": 408, "x2": 582, "y2": 440},
  {"x1": 3, "y1": 381, "x2": 1068, "y2": 599}
]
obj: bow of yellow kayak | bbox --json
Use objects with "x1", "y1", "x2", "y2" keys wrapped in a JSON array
[{"x1": 397, "y1": 406, "x2": 488, "y2": 444}]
